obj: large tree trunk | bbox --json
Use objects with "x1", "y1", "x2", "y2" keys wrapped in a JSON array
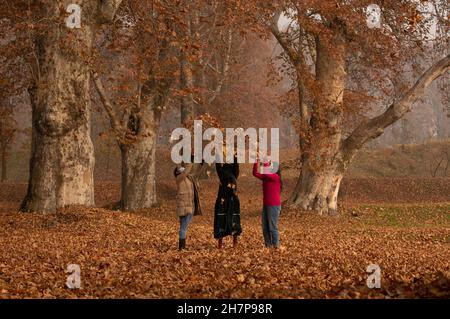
[
  {"x1": 120, "y1": 108, "x2": 158, "y2": 211},
  {"x1": 21, "y1": 2, "x2": 97, "y2": 212},
  {"x1": 289, "y1": 28, "x2": 347, "y2": 215},
  {"x1": 21, "y1": 0, "x2": 123, "y2": 213},
  {"x1": 92, "y1": 65, "x2": 167, "y2": 212},
  {"x1": 22, "y1": 99, "x2": 95, "y2": 213},
  {"x1": 289, "y1": 155, "x2": 343, "y2": 215}
]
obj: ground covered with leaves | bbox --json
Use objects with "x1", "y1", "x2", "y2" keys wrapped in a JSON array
[{"x1": 0, "y1": 177, "x2": 449, "y2": 299}]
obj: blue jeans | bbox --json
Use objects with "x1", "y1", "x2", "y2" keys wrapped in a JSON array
[
  {"x1": 179, "y1": 214, "x2": 193, "y2": 240},
  {"x1": 262, "y1": 206, "x2": 281, "y2": 247}
]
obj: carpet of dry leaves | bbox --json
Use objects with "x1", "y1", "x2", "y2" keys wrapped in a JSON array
[{"x1": 0, "y1": 176, "x2": 449, "y2": 299}]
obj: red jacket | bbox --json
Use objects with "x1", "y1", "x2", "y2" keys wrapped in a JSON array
[{"x1": 252, "y1": 161, "x2": 281, "y2": 206}]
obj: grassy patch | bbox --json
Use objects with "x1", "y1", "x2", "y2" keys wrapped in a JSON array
[
  {"x1": 351, "y1": 203, "x2": 450, "y2": 228},
  {"x1": 348, "y1": 139, "x2": 450, "y2": 178}
]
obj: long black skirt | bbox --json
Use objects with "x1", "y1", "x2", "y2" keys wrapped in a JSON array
[{"x1": 213, "y1": 193, "x2": 242, "y2": 239}]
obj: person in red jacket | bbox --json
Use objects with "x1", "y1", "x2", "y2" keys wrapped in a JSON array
[{"x1": 252, "y1": 159, "x2": 282, "y2": 248}]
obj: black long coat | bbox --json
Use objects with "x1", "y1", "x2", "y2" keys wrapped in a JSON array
[{"x1": 214, "y1": 158, "x2": 242, "y2": 239}]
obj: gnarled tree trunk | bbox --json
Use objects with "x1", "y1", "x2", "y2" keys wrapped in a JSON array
[
  {"x1": 21, "y1": 2, "x2": 96, "y2": 212},
  {"x1": 93, "y1": 67, "x2": 168, "y2": 212},
  {"x1": 22, "y1": 95, "x2": 95, "y2": 213},
  {"x1": 120, "y1": 108, "x2": 159, "y2": 211},
  {"x1": 21, "y1": 0, "x2": 123, "y2": 213},
  {"x1": 289, "y1": 155, "x2": 344, "y2": 215},
  {"x1": 288, "y1": 28, "x2": 347, "y2": 215}
]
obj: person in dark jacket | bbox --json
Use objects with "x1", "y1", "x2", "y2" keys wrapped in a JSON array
[{"x1": 214, "y1": 155, "x2": 241, "y2": 249}]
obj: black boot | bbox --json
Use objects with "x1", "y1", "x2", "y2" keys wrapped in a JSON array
[{"x1": 179, "y1": 238, "x2": 186, "y2": 251}]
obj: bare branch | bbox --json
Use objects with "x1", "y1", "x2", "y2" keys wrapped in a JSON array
[
  {"x1": 270, "y1": 9, "x2": 301, "y2": 66},
  {"x1": 208, "y1": 28, "x2": 233, "y2": 104},
  {"x1": 91, "y1": 71, "x2": 125, "y2": 138},
  {"x1": 341, "y1": 54, "x2": 450, "y2": 164}
]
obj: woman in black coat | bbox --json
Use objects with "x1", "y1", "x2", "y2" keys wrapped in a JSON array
[{"x1": 214, "y1": 156, "x2": 242, "y2": 249}]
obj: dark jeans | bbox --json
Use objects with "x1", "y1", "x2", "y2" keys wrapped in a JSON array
[
  {"x1": 262, "y1": 206, "x2": 281, "y2": 247},
  {"x1": 179, "y1": 214, "x2": 193, "y2": 240}
]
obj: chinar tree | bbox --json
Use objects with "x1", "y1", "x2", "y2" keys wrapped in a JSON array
[
  {"x1": 267, "y1": 0, "x2": 449, "y2": 214},
  {"x1": 92, "y1": 0, "x2": 249, "y2": 211},
  {"x1": 91, "y1": 0, "x2": 186, "y2": 211},
  {"x1": 19, "y1": 0, "x2": 123, "y2": 213}
]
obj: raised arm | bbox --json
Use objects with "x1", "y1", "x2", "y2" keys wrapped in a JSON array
[
  {"x1": 253, "y1": 161, "x2": 280, "y2": 181},
  {"x1": 253, "y1": 161, "x2": 264, "y2": 180}
]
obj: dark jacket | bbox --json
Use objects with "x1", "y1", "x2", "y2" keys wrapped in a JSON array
[{"x1": 213, "y1": 157, "x2": 242, "y2": 239}]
